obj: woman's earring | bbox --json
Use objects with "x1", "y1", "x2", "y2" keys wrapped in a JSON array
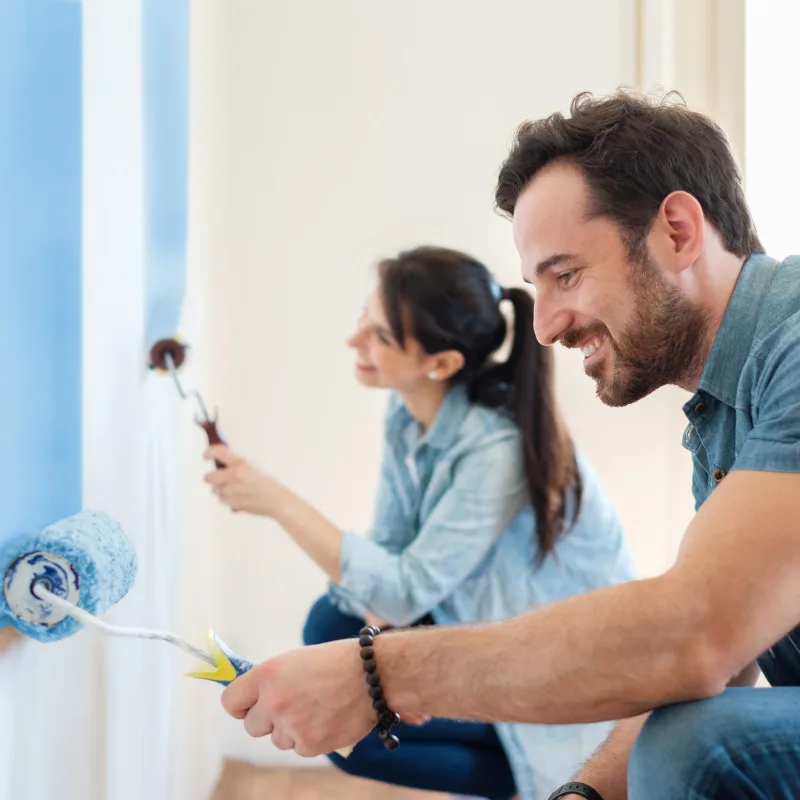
[{"x1": 428, "y1": 372, "x2": 438, "y2": 380}]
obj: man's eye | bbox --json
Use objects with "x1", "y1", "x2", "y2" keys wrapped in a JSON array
[{"x1": 558, "y1": 270, "x2": 576, "y2": 286}]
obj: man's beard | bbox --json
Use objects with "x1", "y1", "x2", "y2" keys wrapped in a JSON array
[{"x1": 564, "y1": 251, "x2": 709, "y2": 407}]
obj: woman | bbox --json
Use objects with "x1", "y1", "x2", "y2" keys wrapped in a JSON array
[{"x1": 204, "y1": 246, "x2": 636, "y2": 800}]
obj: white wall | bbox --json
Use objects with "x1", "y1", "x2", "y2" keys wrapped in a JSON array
[
  {"x1": 744, "y1": 0, "x2": 800, "y2": 260},
  {"x1": 190, "y1": 0, "x2": 706, "y2": 767}
]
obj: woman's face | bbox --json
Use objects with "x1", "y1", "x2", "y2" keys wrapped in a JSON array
[{"x1": 346, "y1": 288, "x2": 434, "y2": 392}]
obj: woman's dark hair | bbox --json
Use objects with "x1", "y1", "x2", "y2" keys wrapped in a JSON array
[
  {"x1": 378, "y1": 245, "x2": 581, "y2": 560},
  {"x1": 496, "y1": 89, "x2": 763, "y2": 258}
]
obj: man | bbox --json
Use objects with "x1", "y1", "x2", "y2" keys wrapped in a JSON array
[{"x1": 220, "y1": 91, "x2": 800, "y2": 799}]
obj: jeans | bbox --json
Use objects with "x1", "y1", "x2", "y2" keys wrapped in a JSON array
[
  {"x1": 302, "y1": 593, "x2": 517, "y2": 799},
  {"x1": 629, "y1": 687, "x2": 800, "y2": 799}
]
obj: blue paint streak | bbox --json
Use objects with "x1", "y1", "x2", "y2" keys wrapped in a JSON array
[
  {"x1": 0, "y1": 1, "x2": 83, "y2": 550},
  {"x1": 142, "y1": 0, "x2": 191, "y2": 344}
]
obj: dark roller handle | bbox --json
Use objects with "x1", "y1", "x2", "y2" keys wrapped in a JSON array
[{"x1": 197, "y1": 418, "x2": 226, "y2": 469}]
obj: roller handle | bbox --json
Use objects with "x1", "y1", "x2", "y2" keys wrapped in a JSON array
[
  {"x1": 186, "y1": 630, "x2": 255, "y2": 686},
  {"x1": 187, "y1": 631, "x2": 353, "y2": 758},
  {"x1": 198, "y1": 418, "x2": 227, "y2": 469},
  {"x1": 215, "y1": 657, "x2": 256, "y2": 687}
]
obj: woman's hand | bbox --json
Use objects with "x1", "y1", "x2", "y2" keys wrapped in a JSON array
[{"x1": 203, "y1": 444, "x2": 289, "y2": 517}]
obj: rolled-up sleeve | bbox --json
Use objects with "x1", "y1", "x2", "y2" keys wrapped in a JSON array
[
  {"x1": 329, "y1": 431, "x2": 527, "y2": 626},
  {"x1": 735, "y1": 341, "x2": 800, "y2": 474}
]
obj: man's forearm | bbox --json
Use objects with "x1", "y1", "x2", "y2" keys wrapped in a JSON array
[
  {"x1": 566, "y1": 714, "x2": 649, "y2": 800},
  {"x1": 561, "y1": 659, "x2": 762, "y2": 800},
  {"x1": 378, "y1": 576, "x2": 726, "y2": 724},
  {"x1": 560, "y1": 659, "x2": 761, "y2": 800}
]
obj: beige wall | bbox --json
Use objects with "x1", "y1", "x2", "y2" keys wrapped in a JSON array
[
  {"x1": 636, "y1": 0, "x2": 745, "y2": 165},
  {"x1": 628, "y1": 0, "x2": 748, "y2": 567},
  {"x1": 186, "y1": 0, "x2": 745, "y2": 766}
]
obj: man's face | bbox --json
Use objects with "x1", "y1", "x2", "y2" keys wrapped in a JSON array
[{"x1": 513, "y1": 163, "x2": 706, "y2": 406}]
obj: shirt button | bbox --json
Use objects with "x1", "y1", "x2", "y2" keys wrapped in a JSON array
[
  {"x1": 694, "y1": 401, "x2": 709, "y2": 415},
  {"x1": 712, "y1": 468, "x2": 726, "y2": 483}
]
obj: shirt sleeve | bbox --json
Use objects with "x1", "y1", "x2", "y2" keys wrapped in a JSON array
[
  {"x1": 356, "y1": 393, "x2": 412, "y2": 551},
  {"x1": 734, "y1": 335, "x2": 800, "y2": 474},
  {"x1": 328, "y1": 431, "x2": 528, "y2": 626},
  {"x1": 358, "y1": 439, "x2": 410, "y2": 551}
]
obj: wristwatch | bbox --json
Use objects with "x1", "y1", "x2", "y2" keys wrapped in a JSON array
[{"x1": 547, "y1": 782, "x2": 605, "y2": 800}]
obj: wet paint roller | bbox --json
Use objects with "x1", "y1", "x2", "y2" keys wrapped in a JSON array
[{"x1": 148, "y1": 337, "x2": 227, "y2": 468}]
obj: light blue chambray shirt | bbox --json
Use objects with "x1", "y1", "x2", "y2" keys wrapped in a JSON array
[
  {"x1": 681, "y1": 252, "x2": 800, "y2": 688},
  {"x1": 329, "y1": 384, "x2": 637, "y2": 800}
]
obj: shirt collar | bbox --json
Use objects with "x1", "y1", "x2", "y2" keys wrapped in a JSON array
[{"x1": 387, "y1": 383, "x2": 472, "y2": 451}]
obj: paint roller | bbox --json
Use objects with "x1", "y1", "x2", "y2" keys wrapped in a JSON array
[
  {"x1": 0, "y1": 510, "x2": 137, "y2": 642},
  {"x1": 0, "y1": 508, "x2": 233, "y2": 668},
  {"x1": 148, "y1": 337, "x2": 227, "y2": 469},
  {"x1": 1, "y1": 510, "x2": 356, "y2": 756},
  {"x1": 0, "y1": 508, "x2": 244, "y2": 672}
]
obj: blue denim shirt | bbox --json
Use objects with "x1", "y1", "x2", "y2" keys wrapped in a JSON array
[
  {"x1": 681, "y1": 253, "x2": 800, "y2": 688},
  {"x1": 329, "y1": 384, "x2": 637, "y2": 799}
]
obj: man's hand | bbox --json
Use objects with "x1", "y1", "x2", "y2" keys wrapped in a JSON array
[
  {"x1": 221, "y1": 639, "x2": 374, "y2": 756},
  {"x1": 221, "y1": 636, "x2": 433, "y2": 753}
]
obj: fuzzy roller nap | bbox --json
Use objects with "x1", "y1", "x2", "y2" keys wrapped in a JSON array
[{"x1": 0, "y1": 510, "x2": 136, "y2": 642}]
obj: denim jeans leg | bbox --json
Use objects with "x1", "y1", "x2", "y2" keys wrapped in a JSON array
[{"x1": 629, "y1": 687, "x2": 800, "y2": 799}]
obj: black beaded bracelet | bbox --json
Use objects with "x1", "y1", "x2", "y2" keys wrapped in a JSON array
[{"x1": 359, "y1": 625, "x2": 400, "y2": 750}]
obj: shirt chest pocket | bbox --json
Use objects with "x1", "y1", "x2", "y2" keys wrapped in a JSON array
[
  {"x1": 694, "y1": 405, "x2": 738, "y2": 492},
  {"x1": 689, "y1": 427, "x2": 734, "y2": 507},
  {"x1": 707, "y1": 438, "x2": 735, "y2": 488}
]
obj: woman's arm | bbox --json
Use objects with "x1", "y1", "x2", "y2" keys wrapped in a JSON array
[
  {"x1": 202, "y1": 445, "x2": 345, "y2": 580},
  {"x1": 202, "y1": 395, "x2": 407, "y2": 583},
  {"x1": 328, "y1": 431, "x2": 527, "y2": 625},
  {"x1": 204, "y1": 432, "x2": 527, "y2": 627}
]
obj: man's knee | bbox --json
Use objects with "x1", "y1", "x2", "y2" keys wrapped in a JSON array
[{"x1": 628, "y1": 691, "x2": 747, "y2": 796}]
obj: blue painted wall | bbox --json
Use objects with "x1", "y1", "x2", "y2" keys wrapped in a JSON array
[
  {"x1": 0, "y1": 0, "x2": 189, "y2": 554},
  {"x1": 143, "y1": 0, "x2": 190, "y2": 345},
  {"x1": 0, "y1": 0, "x2": 83, "y2": 549}
]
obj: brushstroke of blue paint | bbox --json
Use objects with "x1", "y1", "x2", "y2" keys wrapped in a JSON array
[
  {"x1": 142, "y1": 0, "x2": 191, "y2": 346},
  {"x1": 0, "y1": 0, "x2": 83, "y2": 584}
]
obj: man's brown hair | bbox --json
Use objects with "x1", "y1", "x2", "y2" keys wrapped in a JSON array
[{"x1": 496, "y1": 90, "x2": 762, "y2": 257}]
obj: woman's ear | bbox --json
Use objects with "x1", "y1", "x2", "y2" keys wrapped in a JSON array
[{"x1": 425, "y1": 349, "x2": 464, "y2": 381}]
